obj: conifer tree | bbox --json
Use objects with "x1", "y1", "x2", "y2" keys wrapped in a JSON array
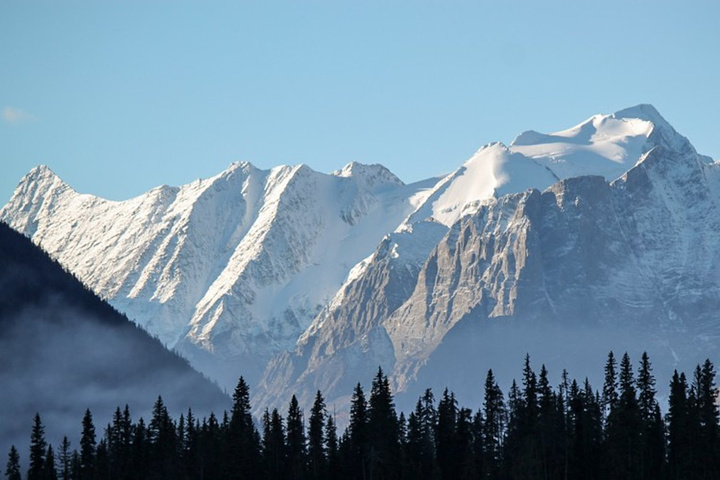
[
  {"x1": 70, "y1": 451, "x2": 81, "y2": 480},
  {"x1": 482, "y1": 369, "x2": 505, "y2": 480},
  {"x1": 455, "y1": 407, "x2": 476, "y2": 480},
  {"x1": 57, "y1": 437, "x2": 72, "y2": 480},
  {"x1": 307, "y1": 391, "x2": 326, "y2": 480},
  {"x1": 505, "y1": 355, "x2": 542, "y2": 479},
  {"x1": 228, "y1": 377, "x2": 261, "y2": 479},
  {"x1": 44, "y1": 444, "x2": 58, "y2": 480},
  {"x1": 107, "y1": 406, "x2": 132, "y2": 480},
  {"x1": 406, "y1": 389, "x2": 437, "y2": 480},
  {"x1": 286, "y1": 395, "x2": 307, "y2": 480},
  {"x1": 94, "y1": 440, "x2": 109, "y2": 480},
  {"x1": 667, "y1": 370, "x2": 693, "y2": 478},
  {"x1": 348, "y1": 383, "x2": 369, "y2": 480},
  {"x1": 636, "y1": 352, "x2": 665, "y2": 479},
  {"x1": 80, "y1": 409, "x2": 96, "y2": 480},
  {"x1": 131, "y1": 417, "x2": 149, "y2": 480},
  {"x1": 200, "y1": 413, "x2": 223, "y2": 480},
  {"x1": 5, "y1": 445, "x2": 21, "y2": 480},
  {"x1": 538, "y1": 364, "x2": 563, "y2": 480},
  {"x1": 28, "y1": 413, "x2": 47, "y2": 480},
  {"x1": 325, "y1": 412, "x2": 339, "y2": 478},
  {"x1": 368, "y1": 368, "x2": 399, "y2": 480},
  {"x1": 148, "y1": 396, "x2": 177, "y2": 480},
  {"x1": 471, "y1": 410, "x2": 484, "y2": 478},
  {"x1": 602, "y1": 351, "x2": 619, "y2": 421},
  {"x1": 182, "y1": 408, "x2": 200, "y2": 480},
  {"x1": 436, "y1": 388, "x2": 459, "y2": 479},
  {"x1": 605, "y1": 353, "x2": 641, "y2": 479},
  {"x1": 566, "y1": 379, "x2": 602, "y2": 479},
  {"x1": 693, "y1": 359, "x2": 720, "y2": 478},
  {"x1": 262, "y1": 408, "x2": 287, "y2": 480},
  {"x1": 397, "y1": 411, "x2": 409, "y2": 477}
]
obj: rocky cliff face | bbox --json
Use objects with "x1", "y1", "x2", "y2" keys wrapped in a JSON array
[{"x1": 257, "y1": 110, "x2": 720, "y2": 412}]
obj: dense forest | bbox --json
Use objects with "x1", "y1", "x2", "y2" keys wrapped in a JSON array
[{"x1": 6, "y1": 351, "x2": 719, "y2": 480}]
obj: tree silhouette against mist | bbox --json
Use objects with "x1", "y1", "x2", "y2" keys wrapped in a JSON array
[{"x1": 8, "y1": 352, "x2": 720, "y2": 480}]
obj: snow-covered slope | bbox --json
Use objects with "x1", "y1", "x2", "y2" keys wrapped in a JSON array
[
  {"x1": 257, "y1": 105, "x2": 717, "y2": 412},
  {"x1": 509, "y1": 103, "x2": 707, "y2": 178},
  {"x1": 0, "y1": 160, "x2": 424, "y2": 387}
]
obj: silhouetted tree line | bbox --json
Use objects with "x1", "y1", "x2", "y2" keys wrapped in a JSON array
[{"x1": 7, "y1": 352, "x2": 720, "y2": 479}]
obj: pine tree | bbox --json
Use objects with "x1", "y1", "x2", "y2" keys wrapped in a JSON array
[
  {"x1": 605, "y1": 352, "x2": 641, "y2": 479},
  {"x1": 436, "y1": 388, "x2": 459, "y2": 479},
  {"x1": 262, "y1": 408, "x2": 287, "y2": 480},
  {"x1": 482, "y1": 369, "x2": 505, "y2": 480},
  {"x1": 70, "y1": 451, "x2": 81, "y2": 480},
  {"x1": 325, "y1": 411, "x2": 339, "y2": 478},
  {"x1": 107, "y1": 406, "x2": 132, "y2": 480},
  {"x1": 636, "y1": 352, "x2": 665, "y2": 479},
  {"x1": 504, "y1": 356, "x2": 543, "y2": 479},
  {"x1": 566, "y1": 379, "x2": 602, "y2": 479},
  {"x1": 537, "y1": 364, "x2": 563, "y2": 480},
  {"x1": 368, "y1": 368, "x2": 399, "y2": 480},
  {"x1": 307, "y1": 391, "x2": 326, "y2": 480},
  {"x1": 348, "y1": 383, "x2": 369, "y2": 480},
  {"x1": 471, "y1": 410, "x2": 484, "y2": 479},
  {"x1": 93, "y1": 440, "x2": 109, "y2": 480},
  {"x1": 5, "y1": 445, "x2": 21, "y2": 480},
  {"x1": 44, "y1": 444, "x2": 58, "y2": 480},
  {"x1": 406, "y1": 389, "x2": 437, "y2": 480},
  {"x1": 148, "y1": 396, "x2": 177, "y2": 480},
  {"x1": 397, "y1": 411, "x2": 409, "y2": 477},
  {"x1": 80, "y1": 409, "x2": 96, "y2": 480},
  {"x1": 182, "y1": 408, "x2": 200, "y2": 480},
  {"x1": 667, "y1": 370, "x2": 693, "y2": 479},
  {"x1": 286, "y1": 395, "x2": 307, "y2": 480},
  {"x1": 228, "y1": 377, "x2": 261, "y2": 479},
  {"x1": 693, "y1": 359, "x2": 720, "y2": 478},
  {"x1": 602, "y1": 351, "x2": 619, "y2": 422},
  {"x1": 57, "y1": 437, "x2": 72, "y2": 480},
  {"x1": 455, "y1": 407, "x2": 477, "y2": 480},
  {"x1": 200, "y1": 413, "x2": 223, "y2": 480},
  {"x1": 28, "y1": 413, "x2": 47, "y2": 480},
  {"x1": 131, "y1": 417, "x2": 149, "y2": 480}
]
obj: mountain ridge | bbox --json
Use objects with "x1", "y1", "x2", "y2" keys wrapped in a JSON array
[{"x1": 2, "y1": 104, "x2": 714, "y2": 412}]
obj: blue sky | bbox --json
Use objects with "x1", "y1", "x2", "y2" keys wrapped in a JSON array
[{"x1": 2, "y1": 1, "x2": 718, "y2": 203}]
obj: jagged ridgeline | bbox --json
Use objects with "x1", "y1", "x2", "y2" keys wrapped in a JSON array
[
  {"x1": 9, "y1": 353, "x2": 720, "y2": 480},
  {"x1": 0, "y1": 222, "x2": 229, "y2": 459}
]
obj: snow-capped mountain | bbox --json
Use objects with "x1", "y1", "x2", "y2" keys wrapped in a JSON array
[
  {"x1": 256, "y1": 105, "x2": 719, "y2": 411},
  {"x1": 3, "y1": 104, "x2": 715, "y2": 410},
  {"x1": 0, "y1": 160, "x2": 430, "y2": 386}
]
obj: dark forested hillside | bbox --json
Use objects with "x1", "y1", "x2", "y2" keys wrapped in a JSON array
[{"x1": 0, "y1": 222, "x2": 229, "y2": 458}]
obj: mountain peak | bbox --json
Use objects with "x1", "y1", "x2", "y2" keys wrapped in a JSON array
[
  {"x1": 24, "y1": 164, "x2": 61, "y2": 183},
  {"x1": 226, "y1": 160, "x2": 258, "y2": 173},
  {"x1": 611, "y1": 103, "x2": 669, "y2": 127},
  {"x1": 332, "y1": 162, "x2": 404, "y2": 188},
  {"x1": 14, "y1": 164, "x2": 71, "y2": 198}
]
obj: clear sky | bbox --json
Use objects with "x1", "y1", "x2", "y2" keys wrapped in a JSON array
[{"x1": 2, "y1": 1, "x2": 718, "y2": 203}]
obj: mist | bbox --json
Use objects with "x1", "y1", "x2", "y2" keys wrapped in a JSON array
[
  {"x1": 0, "y1": 298, "x2": 230, "y2": 462},
  {"x1": 397, "y1": 316, "x2": 716, "y2": 414},
  {"x1": 0, "y1": 223, "x2": 230, "y2": 462}
]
